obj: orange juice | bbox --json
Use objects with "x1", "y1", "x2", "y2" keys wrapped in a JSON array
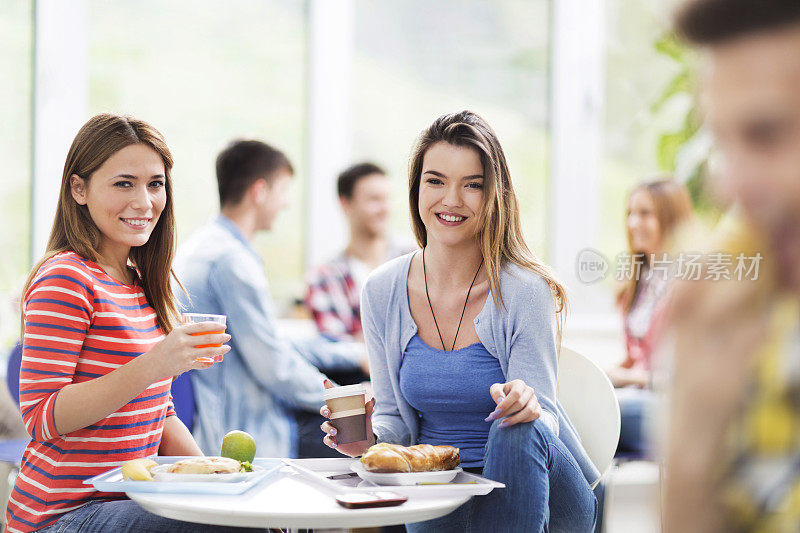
[{"x1": 190, "y1": 331, "x2": 225, "y2": 349}]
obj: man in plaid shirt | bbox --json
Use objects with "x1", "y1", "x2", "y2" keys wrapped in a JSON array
[{"x1": 305, "y1": 163, "x2": 409, "y2": 341}]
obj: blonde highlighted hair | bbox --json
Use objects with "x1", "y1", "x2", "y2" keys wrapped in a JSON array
[
  {"x1": 22, "y1": 113, "x2": 182, "y2": 335},
  {"x1": 408, "y1": 110, "x2": 568, "y2": 342},
  {"x1": 617, "y1": 178, "x2": 693, "y2": 312}
]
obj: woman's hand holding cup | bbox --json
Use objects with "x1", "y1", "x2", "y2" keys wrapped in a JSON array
[
  {"x1": 181, "y1": 313, "x2": 228, "y2": 363},
  {"x1": 147, "y1": 321, "x2": 231, "y2": 380},
  {"x1": 320, "y1": 379, "x2": 375, "y2": 457}
]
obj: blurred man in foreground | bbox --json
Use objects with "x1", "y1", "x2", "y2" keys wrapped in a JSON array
[{"x1": 665, "y1": 1, "x2": 800, "y2": 531}]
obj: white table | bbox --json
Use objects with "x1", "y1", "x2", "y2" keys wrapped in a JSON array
[{"x1": 128, "y1": 465, "x2": 470, "y2": 530}]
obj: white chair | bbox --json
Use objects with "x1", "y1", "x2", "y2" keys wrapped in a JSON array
[{"x1": 557, "y1": 346, "x2": 621, "y2": 480}]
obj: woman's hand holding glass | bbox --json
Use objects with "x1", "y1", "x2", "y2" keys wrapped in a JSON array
[
  {"x1": 485, "y1": 379, "x2": 542, "y2": 428},
  {"x1": 146, "y1": 322, "x2": 231, "y2": 380}
]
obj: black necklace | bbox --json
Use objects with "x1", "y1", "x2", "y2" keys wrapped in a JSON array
[{"x1": 422, "y1": 247, "x2": 484, "y2": 351}]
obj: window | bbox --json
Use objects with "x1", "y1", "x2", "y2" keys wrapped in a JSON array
[
  {"x1": 602, "y1": 0, "x2": 683, "y2": 259},
  {"x1": 351, "y1": 0, "x2": 551, "y2": 255},
  {"x1": 88, "y1": 0, "x2": 308, "y2": 306},
  {"x1": 0, "y1": 1, "x2": 33, "y2": 347}
]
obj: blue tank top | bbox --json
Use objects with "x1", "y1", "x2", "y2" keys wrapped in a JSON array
[{"x1": 399, "y1": 334, "x2": 506, "y2": 467}]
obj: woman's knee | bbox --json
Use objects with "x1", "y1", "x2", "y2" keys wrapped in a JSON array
[{"x1": 486, "y1": 417, "x2": 552, "y2": 457}]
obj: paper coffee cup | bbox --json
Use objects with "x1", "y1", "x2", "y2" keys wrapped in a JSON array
[{"x1": 324, "y1": 384, "x2": 367, "y2": 444}]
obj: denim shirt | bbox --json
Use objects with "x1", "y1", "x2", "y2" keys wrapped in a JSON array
[
  {"x1": 174, "y1": 216, "x2": 360, "y2": 457},
  {"x1": 361, "y1": 252, "x2": 601, "y2": 486}
]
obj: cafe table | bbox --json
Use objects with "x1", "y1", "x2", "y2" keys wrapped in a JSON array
[{"x1": 127, "y1": 462, "x2": 472, "y2": 531}]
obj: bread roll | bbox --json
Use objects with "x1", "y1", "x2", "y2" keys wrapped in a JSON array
[
  {"x1": 167, "y1": 456, "x2": 242, "y2": 474},
  {"x1": 360, "y1": 443, "x2": 460, "y2": 473}
]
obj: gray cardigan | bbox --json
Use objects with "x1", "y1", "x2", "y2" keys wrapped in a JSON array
[{"x1": 361, "y1": 252, "x2": 601, "y2": 486}]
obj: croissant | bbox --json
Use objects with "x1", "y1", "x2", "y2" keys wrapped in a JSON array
[{"x1": 360, "y1": 443, "x2": 460, "y2": 473}]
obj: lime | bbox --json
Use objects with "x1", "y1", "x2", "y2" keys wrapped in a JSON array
[{"x1": 220, "y1": 430, "x2": 256, "y2": 463}]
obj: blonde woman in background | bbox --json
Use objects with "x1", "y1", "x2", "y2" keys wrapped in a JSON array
[{"x1": 609, "y1": 179, "x2": 693, "y2": 456}]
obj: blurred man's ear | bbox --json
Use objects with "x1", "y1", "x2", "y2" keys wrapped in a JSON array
[
  {"x1": 339, "y1": 195, "x2": 352, "y2": 214},
  {"x1": 249, "y1": 178, "x2": 269, "y2": 204}
]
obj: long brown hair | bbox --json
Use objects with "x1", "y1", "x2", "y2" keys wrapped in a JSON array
[
  {"x1": 617, "y1": 178, "x2": 693, "y2": 312},
  {"x1": 22, "y1": 113, "x2": 181, "y2": 334},
  {"x1": 408, "y1": 110, "x2": 568, "y2": 342}
]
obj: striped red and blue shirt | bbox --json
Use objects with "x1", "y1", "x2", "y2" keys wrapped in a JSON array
[{"x1": 6, "y1": 251, "x2": 176, "y2": 533}]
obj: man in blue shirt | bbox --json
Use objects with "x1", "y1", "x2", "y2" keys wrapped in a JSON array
[{"x1": 175, "y1": 140, "x2": 364, "y2": 457}]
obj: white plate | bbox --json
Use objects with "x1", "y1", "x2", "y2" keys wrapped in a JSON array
[
  {"x1": 350, "y1": 460, "x2": 462, "y2": 486},
  {"x1": 150, "y1": 464, "x2": 264, "y2": 483}
]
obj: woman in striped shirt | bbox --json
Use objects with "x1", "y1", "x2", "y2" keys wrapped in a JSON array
[{"x1": 7, "y1": 114, "x2": 260, "y2": 532}]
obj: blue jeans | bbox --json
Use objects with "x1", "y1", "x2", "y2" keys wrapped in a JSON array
[
  {"x1": 615, "y1": 388, "x2": 653, "y2": 457},
  {"x1": 406, "y1": 419, "x2": 597, "y2": 533},
  {"x1": 36, "y1": 499, "x2": 267, "y2": 532}
]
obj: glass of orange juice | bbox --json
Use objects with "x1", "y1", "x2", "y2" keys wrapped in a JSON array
[{"x1": 181, "y1": 313, "x2": 227, "y2": 364}]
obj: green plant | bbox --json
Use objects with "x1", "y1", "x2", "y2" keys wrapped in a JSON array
[{"x1": 652, "y1": 32, "x2": 720, "y2": 218}]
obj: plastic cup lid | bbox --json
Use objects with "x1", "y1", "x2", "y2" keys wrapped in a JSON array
[{"x1": 323, "y1": 384, "x2": 366, "y2": 400}]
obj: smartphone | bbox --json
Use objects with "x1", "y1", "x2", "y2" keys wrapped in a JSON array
[{"x1": 335, "y1": 491, "x2": 408, "y2": 509}]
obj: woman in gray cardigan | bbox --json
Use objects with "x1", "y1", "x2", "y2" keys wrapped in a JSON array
[{"x1": 321, "y1": 111, "x2": 598, "y2": 532}]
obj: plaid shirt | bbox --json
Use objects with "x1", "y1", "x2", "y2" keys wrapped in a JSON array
[
  {"x1": 305, "y1": 253, "x2": 363, "y2": 340},
  {"x1": 305, "y1": 246, "x2": 412, "y2": 341},
  {"x1": 721, "y1": 298, "x2": 800, "y2": 532}
]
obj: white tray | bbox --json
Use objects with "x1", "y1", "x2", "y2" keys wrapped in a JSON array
[
  {"x1": 284, "y1": 458, "x2": 504, "y2": 497},
  {"x1": 85, "y1": 456, "x2": 282, "y2": 495},
  {"x1": 150, "y1": 463, "x2": 265, "y2": 483}
]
